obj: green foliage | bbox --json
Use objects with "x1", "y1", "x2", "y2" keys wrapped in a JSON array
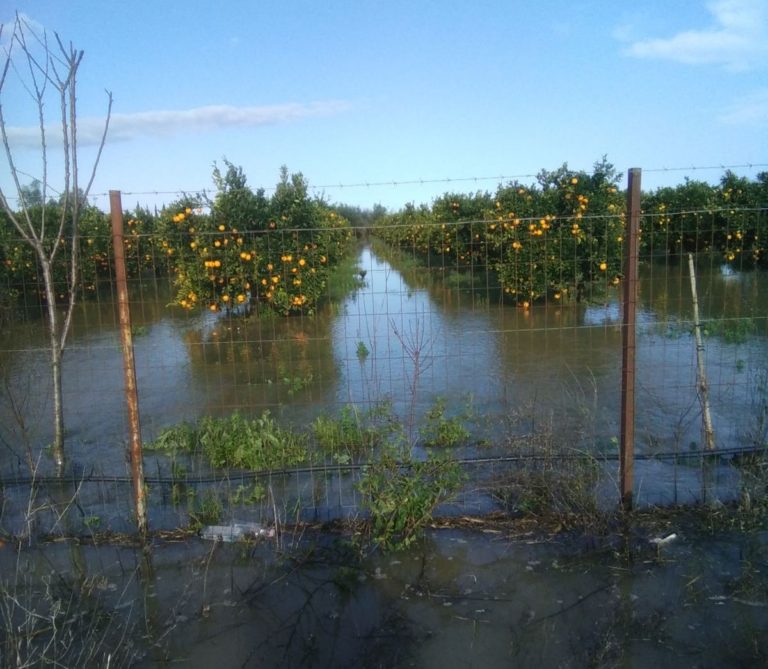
[
  {"x1": 357, "y1": 447, "x2": 464, "y2": 551},
  {"x1": 3, "y1": 166, "x2": 765, "y2": 315},
  {"x1": 188, "y1": 489, "x2": 223, "y2": 530},
  {"x1": 232, "y1": 482, "x2": 267, "y2": 504},
  {"x1": 161, "y1": 163, "x2": 355, "y2": 316},
  {"x1": 356, "y1": 341, "x2": 369, "y2": 360},
  {"x1": 641, "y1": 171, "x2": 768, "y2": 268},
  {"x1": 278, "y1": 364, "x2": 314, "y2": 396},
  {"x1": 702, "y1": 317, "x2": 757, "y2": 344},
  {"x1": 0, "y1": 198, "x2": 160, "y2": 310},
  {"x1": 147, "y1": 422, "x2": 197, "y2": 452},
  {"x1": 312, "y1": 404, "x2": 394, "y2": 463},
  {"x1": 374, "y1": 159, "x2": 625, "y2": 305},
  {"x1": 148, "y1": 412, "x2": 308, "y2": 471},
  {"x1": 419, "y1": 396, "x2": 471, "y2": 447},
  {"x1": 373, "y1": 161, "x2": 768, "y2": 306}
]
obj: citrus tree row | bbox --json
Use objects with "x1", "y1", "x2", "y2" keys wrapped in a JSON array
[
  {"x1": 0, "y1": 200, "x2": 153, "y2": 307},
  {"x1": 0, "y1": 165, "x2": 354, "y2": 316},
  {"x1": 372, "y1": 161, "x2": 768, "y2": 306},
  {"x1": 155, "y1": 163, "x2": 354, "y2": 315},
  {"x1": 373, "y1": 160, "x2": 624, "y2": 305}
]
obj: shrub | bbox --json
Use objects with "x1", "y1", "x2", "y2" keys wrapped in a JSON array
[
  {"x1": 148, "y1": 411, "x2": 308, "y2": 471},
  {"x1": 357, "y1": 447, "x2": 464, "y2": 551}
]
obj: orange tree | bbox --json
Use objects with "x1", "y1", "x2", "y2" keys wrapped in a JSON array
[
  {"x1": 639, "y1": 171, "x2": 768, "y2": 268},
  {"x1": 640, "y1": 178, "x2": 718, "y2": 259},
  {"x1": 0, "y1": 200, "x2": 118, "y2": 305},
  {"x1": 374, "y1": 159, "x2": 625, "y2": 305},
  {"x1": 161, "y1": 164, "x2": 353, "y2": 315},
  {"x1": 712, "y1": 171, "x2": 768, "y2": 269},
  {"x1": 0, "y1": 200, "x2": 161, "y2": 309}
]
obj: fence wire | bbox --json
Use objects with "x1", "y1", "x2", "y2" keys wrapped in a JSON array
[{"x1": 1, "y1": 178, "x2": 767, "y2": 537}]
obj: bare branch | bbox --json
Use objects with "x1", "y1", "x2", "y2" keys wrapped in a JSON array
[{"x1": 0, "y1": 15, "x2": 110, "y2": 468}]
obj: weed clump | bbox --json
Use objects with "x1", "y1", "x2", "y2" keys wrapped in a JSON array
[
  {"x1": 419, "y1": 396, "x2": 471, "y2": 447},
  {"x1": 357, "y1": 447, "x2": 465, "y2": 551},
  {"x1": 492, "y1": 424, "x2": 609, "y2": 531},
  {"x1": 148, "y1": 411, "x2": 308, "y2": 471},
  {"x1": 311, "y1": 402, "x2": 397, "y2": 464}
]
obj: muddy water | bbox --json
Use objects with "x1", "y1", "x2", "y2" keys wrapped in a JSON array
[
  {"x1": 3, "y1": 522, "x2": 766, "y2": 667},
  {"x1": 1, "y1": 247, "x2": 766, "y2": 480}
]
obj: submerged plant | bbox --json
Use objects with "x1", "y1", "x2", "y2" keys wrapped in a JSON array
[
  {"x1": 419, "y1": 396, "x2": 471, "y2": 447},
  {"x1": 357, "y1": 446, "x2": 464, "y2": 551},
  {"x1": 188, "y1": 488, "x2": 223, "y2": 530},
  {"x1": 148, "y1": 411, "x2": 308, "y2": 471},
  {"x1": 312, "y1": 402, "x2": 399, "y2": 463}
]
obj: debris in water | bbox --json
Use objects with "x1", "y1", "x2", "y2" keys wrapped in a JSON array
[{"x1": 199, "y1": 522, "x2": 274, "y2": 542}]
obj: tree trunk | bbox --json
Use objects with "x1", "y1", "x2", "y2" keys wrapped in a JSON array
[{"x1": 40, "y1": 255, "x2": 65, "y2": 470}]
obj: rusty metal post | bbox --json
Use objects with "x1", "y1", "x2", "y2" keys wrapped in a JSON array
[
  {"x1": 110, "y1": 190, "x2": 148, "y2": 537},
  {"x1": 620, "y1": 168, "x2": 641, "y2": 511}
]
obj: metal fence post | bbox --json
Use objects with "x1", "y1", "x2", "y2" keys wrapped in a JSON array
[
  {"x1": 110, "y1": 190, "x2": 148, "y2": 537},
  {"x1": 620, "y1": 168, "x2": 641, "y2": 511}
]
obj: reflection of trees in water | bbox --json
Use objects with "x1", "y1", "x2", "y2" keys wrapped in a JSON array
[
  {"x1": 181, "y1": 309, "x2": 339, "y2": 412},
  {"x1": 239, "y1": 542, "x2": 415, "y2": 667},
  {"x1": 639, "y1": 259, "x2": 768, "y2": 325}
]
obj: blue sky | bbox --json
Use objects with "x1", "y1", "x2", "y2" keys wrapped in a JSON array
[{"x1": 2, "y1": 0, "x2": 767, "y2": 212}]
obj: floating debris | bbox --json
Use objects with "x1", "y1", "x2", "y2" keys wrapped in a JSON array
[{"x1": 199, "y1": 522, "x2": 274, "y2": 542}]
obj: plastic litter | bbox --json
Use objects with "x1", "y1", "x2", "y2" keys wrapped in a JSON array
[{"x1": 199, "y1": 522, "x2": 275, "y2": 542}]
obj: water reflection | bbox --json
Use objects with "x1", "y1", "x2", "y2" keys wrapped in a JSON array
[{"x1": 1, "y1": 247, "x2": 766, "y2": 474}]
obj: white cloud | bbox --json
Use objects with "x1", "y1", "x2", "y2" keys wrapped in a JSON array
[
  {"x1": 0, "y1": 13, "x2": 47, "y2": 53},
  {"x1": 719, "y1": 88, "x2": 768, "y2": 124},
  {"x1": 5, "y1": 100, "x2": 352, "y2": 148},
  {"x1": 622, "y1": 0, "x2": 768, "y2": 70}
]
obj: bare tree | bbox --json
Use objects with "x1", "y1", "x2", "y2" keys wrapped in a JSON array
[{"x1": 0, "y1": 14, "x2": 111, "y2": 470}]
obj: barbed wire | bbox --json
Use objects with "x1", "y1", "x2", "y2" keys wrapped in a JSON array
[
  {"x1": 0, "y1": 442, "x2": 760, "y2": 487},
  {"x1": 102, "y1": 162, "x2": 768, "y2": 199},
  {"x1": 3, "y1": 162, "x2": 766, "y2": 204}
]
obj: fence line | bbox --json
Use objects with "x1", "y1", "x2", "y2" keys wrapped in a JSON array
[
  {"x1": 4, "y1": 162, "x2": 766, "y2": 205},
  {"x1": 1, "y1": 441, "x2": 763, "y2": 489},
  {"x1": 2, "y1": 165, "x2": 768, "y2": 537}
]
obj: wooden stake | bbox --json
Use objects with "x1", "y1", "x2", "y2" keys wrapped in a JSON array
[
  {"x1": 687, "y1": 253, "x2": 715, "y2": 451},
  {"x1": 110, "y1": 190, "x2": 148, "y2": 537}
]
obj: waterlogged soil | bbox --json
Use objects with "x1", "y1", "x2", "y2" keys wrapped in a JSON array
[
  {"x1": 2, "y1": 247, "x2": 767, "y2": 467},
  {"x1": 2, "y1": 248, "x2": 767, "y2": 667},
  {"x1": 3, "y1": 515, "x2": 767, "y2": 668}
]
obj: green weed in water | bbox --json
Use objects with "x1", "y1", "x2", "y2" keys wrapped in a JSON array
[
  {"x1": 357, "y1": 446, "x2": 464, "y2": 551},
  {"x1": 231, "y1": 482, "x2": 267, "y2": 505},
  {"x1": 188, "y1": 489, "x2": 223, "y2": 530},
  {"x1": 148, "y1": 411, "x2": 308, "y2": 471},
  {"x1": 312, "y1": 403, "x2": 398, "y2": 463},
  {"x1": 702, "y1": 317, "x2": 757, "y2": 344},
  {"x1": 420, "y1": 396, "x2": 471, "y2": 447}
]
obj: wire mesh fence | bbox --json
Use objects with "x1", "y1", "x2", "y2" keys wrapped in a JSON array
[{"x1": 1, "y1": 167, "x2": 767, "y2": 538}]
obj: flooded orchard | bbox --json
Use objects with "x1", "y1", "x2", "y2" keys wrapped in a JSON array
[
  {"x1": 2, "y1": 517, "x2": 767, "y2": 668},
  {"x1": 2, "y1": 245, "x2": 766, "y2": 474},
  {"x1": 1, "y1": 244, "x2": 768, "y2": 667}
]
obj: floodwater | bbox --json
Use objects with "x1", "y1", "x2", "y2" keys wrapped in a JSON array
[
  {"x1": 2, "y1": 519, "x2": 766, "y2": 668},
  {"x1": 1, "y1": 246, "x2": 767, "y2": 491},
  {"x1": 2, "y1": 246, "x2": 768, "y2": 666}
]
